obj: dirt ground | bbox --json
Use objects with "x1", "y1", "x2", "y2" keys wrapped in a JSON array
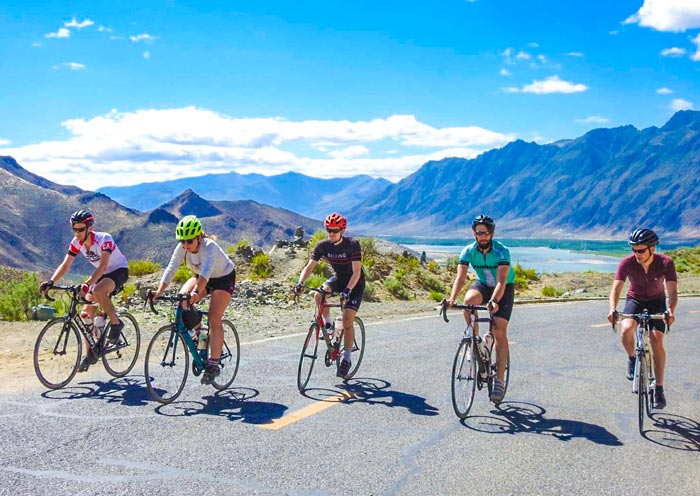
[{"x1": 5, "y1": 271, "x2": 700, "y2": 394}]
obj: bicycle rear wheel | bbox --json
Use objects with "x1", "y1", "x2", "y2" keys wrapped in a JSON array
[
  {"x1": 336, "y1": 316, "x2": 366, "y2": 380},
  {"x1": 145, "y1": 325, "x2": 189, "y2": 404},
  {"x1": 212, "y1": 319, "x2": 240, "y2": 390},
  {"x1": 451, "y1": 338, "x2": 477, "y2": 419},
  {"x1": 297, "y1": 323, "x2": 320, "y2": 392},
  {"x1": 102, "y1": 312, "x2": 141, "y2": 377},
  {"x1": 636, "y1": 351, "x2": 646, "y2": 434},
  {"x1": 487, "y1": 340, "x2": 511, "y2": 400},
  {"x1": 33, "y1": 318, "x2": 81, "y2": 389}
]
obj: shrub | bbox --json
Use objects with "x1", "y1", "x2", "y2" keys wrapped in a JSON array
[
  {"x1": 305, "y1": 274, "x2": 326, "y2": 289},
  {"x1": 309, "y1": 230, "x2": 326, "y2": 248},
  {"x1": 513, "y1": 263, "x2": 539, "y2": 291},
  {"x1": 416, "y1": 270, "x2": 445, "y2": 293},
  {"x1": 312, "y1": 260, "x2": 332, "y2": 278},
  {"x1": 445, "y1": 256, "x2": 459, "y2": 273},
  {"x1": 359, "y1": 237, "x2": 379, "y2": 257},
  {"x1": 251, "y1": 253, "x2": 273, "y2": 279},
  {"x1": 426, "y1": 260, "x2": 440, "y2": 272},
  {"x1": 173, "y1": 264, "x2": 195, "y2": 283},
  {"x1": 384, "y1": 277, "x2": 411, "y2": 300},
  {"x1": 429, "y1": 290, "x2": 444, "y2": 302},
  {"x1": 541, "y1": 285, "x2": 564, "y2": 297},
  {"x1": 128, "y1": 259, "x2": 161, "y2": 276},
  {"x1": 118, "y1": 283, "x2": 138, "y2": 304},
  {"x1": 0, "y1": 272, "x2": 42, "y2": 321},
  {"x1": 397, "y1": 253, "x2": 419, "y2": 272},
  {"x1": 363, "y1": 281, "x2": 377, "y2": 302}
]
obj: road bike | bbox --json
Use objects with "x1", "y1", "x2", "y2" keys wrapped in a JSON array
[
  {"x1": 144, "y1": 291, "x2": 240, "y2": 404},
  {"x1": 295, "y1": 286, "x2": 366, "y2": 392},
  {"x1": 440, "y1": 299, "x2": 510, "y2": 418},
  {"x1": 613, "y1": 309, "x2": 669, "y2": 434},
  {"x1": 33, "y1": 284, "x2": 141, "y2": 389}
]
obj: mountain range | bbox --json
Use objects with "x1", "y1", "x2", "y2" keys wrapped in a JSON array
[
  {"x1": 3, "y1": 109, "x2": 700, "y2": 272},
  {"x1": 98, "y1": 171, "x2": 391, "y2": 219}
]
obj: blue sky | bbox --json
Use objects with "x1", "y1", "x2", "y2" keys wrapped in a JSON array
[{"x1": 1, "y1": 0, "x2": 699, "y2": 189}]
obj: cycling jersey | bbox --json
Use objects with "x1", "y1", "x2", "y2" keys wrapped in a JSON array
[
  {"x1": 161, "y1": 237, "x2": 235, "y2": 285},
  {"x1": 67, "y1": 231, "x2": 128, "y2": 273},
  {"x1": 312, "y1": 236, "x2": 365, "y2": 285},
  {"x1": 458, "y1": 239, "x2": 515, "y2": 286},
  {"x1": 615, "y1": 253, "x2": 677, "y2": 301}
]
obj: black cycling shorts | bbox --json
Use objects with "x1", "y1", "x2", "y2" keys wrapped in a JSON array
[
  {"x1": 623, "y1": 297, "x2": 668, "y2": 332},
  {"x1": 197, "y1": 269, "x2": 236, "y2": 295},
  {"x1": 324, "y1": 275, "x2": 365, "y2": 311},
  {"x1": 468, "y1": 281, "x2": 515, "y2": 321},
  {"x1": 97, "y1": 267, "x2": 129, "y2": 295}
]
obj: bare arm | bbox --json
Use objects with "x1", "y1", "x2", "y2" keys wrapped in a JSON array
[
  {"x1": 297, "y1": 259, "x2": 319, "y2": 286},
  {"x1": 487, "y1": 264, "x2": 510, "y2": 311},
  {"x1": 666, "y1": 280, "x2": 678, "y2": 326},
  {"x1": 344, "y1": 260, "x2": 363, "y2": 292},
  {"x1": 607, "y1": 279, "x2": 625, "y2": 324},
  {"x1": 49, "y1": 254, "x2": 75, "y2": 284}
]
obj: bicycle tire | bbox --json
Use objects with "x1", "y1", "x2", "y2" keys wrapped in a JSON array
[
  {"x1": 102, "y1": 312, "x2": 141, "y2": 377},
  {"x1": 33, "y1": 318, "x2": 81, "y2": 389},
  {"x1": 636, "y1": 350, "x2": 646, "y2": 434},
  {"x1": 451, "y1": 338, "x2": 477, "y2": 419},
  {"x1": 644, "y1": 349, "x2": 654, "y2": 418},
  {"x1": 487, "y1": 339, "x2": 511, "y2": 400},
  {"x1": 212, "y1": 319, "x2": 240, "y2": 390},
  {"x1": 336, "y1": 316, "x2": 366, "y2": 380},
  {"x1": 144, "y1": 325, "x2": 189, "y2": 404},
  {"x1": 297, "y1": 322, "x2": 320, "y2": 392}
]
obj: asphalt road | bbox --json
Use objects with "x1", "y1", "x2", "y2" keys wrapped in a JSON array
[{"x1": 1, "y1": 298, "x2": 699, "y2": 495}]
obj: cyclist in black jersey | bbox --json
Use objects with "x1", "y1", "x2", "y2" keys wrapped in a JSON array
[{"x1": 295, "y1": 213, "x2": 365, "y2": 379}]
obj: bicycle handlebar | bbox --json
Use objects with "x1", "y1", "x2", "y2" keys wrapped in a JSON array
[
  {"x1": 145, "y1": 289, "x2": 193, "y2": 315},
  {"x1": 611, "y1": 309, "x2": 671, "y2": 334},
  {"x1": 438, "y1": 299, "x2": 491, "y2": 323},
  {"x1": 42, "y1": 283, "x2": 93, "y2": 304},
  {"x1": 292, "y1": 285, "x2": 345, "y2": 309}
]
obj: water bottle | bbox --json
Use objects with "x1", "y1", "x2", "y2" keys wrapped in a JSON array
[
  {"x1": 94, "y1": 313, "x2": 106, "y2": 336},
  {"x1": 483, "y1": 333, "x2": 493, "y2": 356},
  {"x1": 198, "y1": 329, "x2": 208, "y2": 351},
  {"x1": 188, "y1": 328, "x2": 199, "y2": 343},
  {"x1": 324, "y1": 321, "x2": 335, "y2": 338}
]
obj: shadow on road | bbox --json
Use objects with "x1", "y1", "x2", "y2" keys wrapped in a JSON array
[
  {"x1": 152, "y1": 386, "x2": 288, "y2": 425},
  {"x1": 461, "y1": 401, "x2": 622, "y2": 446},
  {"x1": 643, "y1": 413, "x2": 700, "y2": 451},
  {"x1": 41, "y1": 375, "x2": 151, "y2": 406}
]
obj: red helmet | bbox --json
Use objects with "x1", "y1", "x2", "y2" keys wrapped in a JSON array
[{"x1": 324, "y1": 213, "x2": 347, "y2": 230}]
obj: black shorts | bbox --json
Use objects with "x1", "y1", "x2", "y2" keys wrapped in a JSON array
[
  {"x1": 197, "y1": 269, "x2": 236, "y2": 295},
  {"x1": 623, "y1": 297, "x2": 668, "y2": 332},
  {"x1": 469, "y1": 281, "x2": 515, "y2": 321},
  {"x1": 324, "y1": 275, "x2": 365, "y2": 311},
  {"x1": 98, "y1": 267, "x2": 129, "y2": 295}
]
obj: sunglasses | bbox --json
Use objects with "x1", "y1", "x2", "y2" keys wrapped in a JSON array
[
  {"x1": 474, "y1": 231, "x2": 492, "y2": 237},
  {"x1": 632, "y1": 247, "x2": 649, "y2": 254},
  {"x1": 326, "y1": 228, "x2": 341, "y2": 234},
  {"x1": 180, "y1": 238, "x2": 197, "y2": 245},
  {"x1": 72, "y1": 226, "x2": 87, "y2": 233}
]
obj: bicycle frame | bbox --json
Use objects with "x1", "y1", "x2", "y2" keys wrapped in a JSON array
[
  {"x1": 301, "y1": 286, "x2": 345, "y2": 361},
  {"x1": 441, "y1": 301, "x2": 493, "y2": 382}
]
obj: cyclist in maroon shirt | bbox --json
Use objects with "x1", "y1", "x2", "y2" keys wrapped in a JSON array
[{"x1": 607, "y1": 228, "x2": 677, "y2": 409}]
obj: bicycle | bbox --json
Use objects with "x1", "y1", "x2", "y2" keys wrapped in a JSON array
[
  {"x1": 613, "y1": 309, "x2": 669, "y2": 434},
  {"x1": 33, "y1": 284, "x2": 141, "y2": 389},
  {"x1": 439, "y1": 299, "x2": 510, "y2": 418},
  {"x1": 144, "y1": 290, "x2": 240, "y2": 404},
  {"x1": 295, "y1": 286, "x2": 366, "y2": 392}
]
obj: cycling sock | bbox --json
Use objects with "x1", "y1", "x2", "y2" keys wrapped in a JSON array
[
  {"x1": 655, "y1": 385, "x2": 664, "y2": 392},
  {"x1": 343, "y1": 349, "x2": 352, "y2": 361},
  {"x1": 324, "y1": 316, "x2": 333, "y2": 326}
]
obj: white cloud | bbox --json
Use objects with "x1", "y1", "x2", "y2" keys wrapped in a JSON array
[
  {"x1": 660, "y1": 47, "x2": 687, "y2": 57},
  {"x1": 575, "y1": 116, "x2": 609, "y2": 124},
  {"x1": 692, "y1": 33, "x2": 700, "y2": 61},
  {"x1": 670, "y1": 98, "x2": 693, "y2": 111},
  {"x1": 0, "y1": 107, "x2": 515, "y2": 188},
  {"x1": 52, "y1": 62, "x2": 86, "y2": 71},
  {"x1": 657, "y1": 87, "x2": 673, "y2": 94},
  {"x1": 499, "y1": 68, "x2": 511, "y2": 76},
  {"x1": 98, "y1": 26, "x2": 112, "y2": 32},
  {"x1": 624, "y1": 0, "x2": 700, "y2": 32},
  {"x1": 32, "y1": 42, "x2": 41, "y2": 48},
  {"x1": 516, "y1": 50, "x2": 531, "y2": 60},
  {"x1": 45, "y1": 28, "x2": 70, "y2": 39},
  {"x1": 0, "y1": 139, "x2": 10, "y2": 146},
  {"x1": 65, "y1": 18, "x2": 94, "y2": 29},
  {"x1": 143, "y1": 51, "x2": 151, "y2": 59},
  {"x1": 503, "y1": 75, "x2": 588, "y2": 94},
  {"x1": 130, "y1": 33, "x2": 156, "y2": 42},
  {"x1": 567, "y1": 52, "x2": 584, "y2": 58}
]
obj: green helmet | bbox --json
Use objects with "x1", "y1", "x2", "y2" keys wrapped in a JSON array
[{"x1": 175, "y1": 215, "x2": 203, "y2": 240}]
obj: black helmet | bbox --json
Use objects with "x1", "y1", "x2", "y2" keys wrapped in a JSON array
[
  {"x1": 472, "y1": 214, "x2": 495, "y2": 231},
  {"x1": 70, "y1": 209, "x2": 94, "y2": 227},
  {"x1": 628, "y1": 228, "x2": 659, "y2": 246}
]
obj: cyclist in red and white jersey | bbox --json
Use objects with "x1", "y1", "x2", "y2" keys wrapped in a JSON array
[{"x1": 39, "y1": 210, "x2": 130, "y2": 372}]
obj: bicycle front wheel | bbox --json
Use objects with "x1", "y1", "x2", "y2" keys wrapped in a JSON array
[
  {"x1": 102, "y1": 312, "x2": 141, "y2": 377},
  {"x1": 636, "y1": 351, "x2": 646, "y2": 434},
  {"x1": 212, "y1": 320, "x2": 240, "y2": 391},
  {"x1": 336, "y1": 316, "x2": 366, "y2": 380},
  {"x1": 145, "y1": 325, "x2": 189, "y2": 404},
  {"x1": 33, "y1": 318, "x2": 81, "y2": 389},
  {"x1": 452, "y1": 338, "x2": 477, "y2": 419},
  {"x1": 297, "y1": 323, "x2": 320, "y2": 392}
]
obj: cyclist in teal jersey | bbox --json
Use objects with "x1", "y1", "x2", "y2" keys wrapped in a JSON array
[{"x1": 446, "y1": 214, "x2": 515, "y2": 403}]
